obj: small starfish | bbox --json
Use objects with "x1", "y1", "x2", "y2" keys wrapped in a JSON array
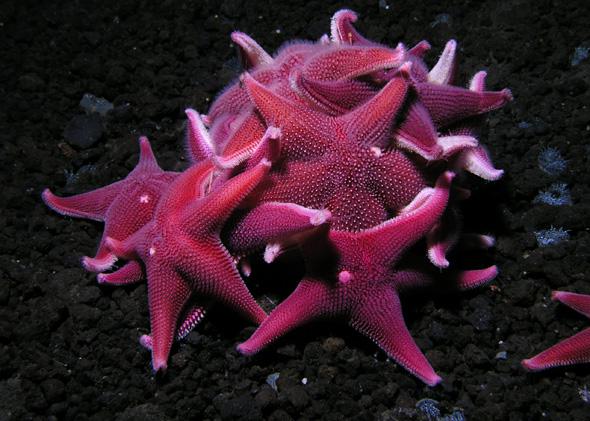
[
  {"x1": 105, "y1": 159, "x2": 271, "y2": 372},
  {"x1": 42, "y1": 137, "x2": 178, "y2": 276},
  {"x1": 238, "y1": 172, "x2": 466, "y2": 385},
  {"x1": 522, "y1": 291, "x2": 590, "y2": 371}
]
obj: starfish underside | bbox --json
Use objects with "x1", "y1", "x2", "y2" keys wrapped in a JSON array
[{"x1": 522, "y1": 291, "x2": 590, "y2": 371}]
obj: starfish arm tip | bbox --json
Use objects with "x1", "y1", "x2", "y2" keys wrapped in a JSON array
[
  {"x1": 152, "y1": 358, "x2": 168, "y2": 374},
  {"x1": 521, "y1": 358, "x2": 538, "y2": 372},
  {"x1": 502, "y1": 88, "x2": 513, "y2": 101},
  {"x1": 551, "y1": 290, "x2": 564, "y2": 302},
  {"x1": 426, "y1": 373, "x2": 443, "y2": 387},
  {"x1": 81, "y1": 254, "x2": 118, "y2": 272},
  {"x1": 236, "y1": 342, "x2": 257, "y2": 356},
  {"x1": 310, "y1": 209, "x2": 332, "y2": 226}
]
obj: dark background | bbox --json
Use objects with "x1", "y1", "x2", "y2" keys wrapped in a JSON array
[{"x1": 2, "y1": 0, "x2": 590, "y2": 419}]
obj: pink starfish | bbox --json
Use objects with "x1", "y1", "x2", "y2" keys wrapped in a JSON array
[
  {"x1": 42, "y1": 137, "x2": 178, "y2": 277},
  {"x1": 105, "y1": 159, "x2": 271, "y2": 372},
  {"x1": 522, "y1": 291, "x2": 590, "y2": 371},
  {"x1": 238, "y1": 172, "x2": 498, "y2": 385}
]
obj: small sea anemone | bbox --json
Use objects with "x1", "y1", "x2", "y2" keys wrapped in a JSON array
[
  {"x1": 534, "y1": 227, "x2": 570, "y2": 247},
  {"x1": 534, "y1": 182, "x2": 572, "y2": 206},
  {"x1": 538, "y1": 147, "x2": 567, "y2": 176}
]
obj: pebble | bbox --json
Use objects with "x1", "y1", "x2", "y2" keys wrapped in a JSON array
[
  {"x1": 266, "y1": 372, "x2": 280, "y2": 392},
  {"x1": 80, "y1": 93, "x2": 113, "y2": 116},
  {"x1": 63, "y1": 114, "x2": 104, "y2": 149},
  {"x1": 322, "y1": 337, "x2": 345, "y2": 353}
]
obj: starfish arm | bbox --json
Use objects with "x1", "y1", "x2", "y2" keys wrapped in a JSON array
[
  {"x1": 552, "y1": 291, "x2": 590, "y2": 318},
  {"x1": 156, "y1": 161, "x2": 215, "y2": 220},
  {"x1": 237, "y1": 278, "x2": 331, "y2": 355},
  {"x1": 393, "y1": 101, "x2": 443, "y2": 160},
  {"x1": 185, "y1": 109, "x2": 215, "y2": 164},
  {"x1": 42, "y1": 182, "x2": 123, "y2": 222},
  {"x1": 290, "y1": 70, "x2": 375, "y2": 115},
  {"x1": 241, "y1": 72, "x2": 331, "y2": 159},
  {"x1": 218, "y1": 125, "x2": 281, "y2": 169},
  {"x1": 522, "y1": 327, "x2": 590, "y2": 371},
  {"x1": 189, "y1": 241, "x2": 267, "y2": 325},
  {"x1": 97, "y1": 260, "x2": 143, "y2": 285},
  {"x1": 231, "y1": 31, "x2": 273, "y2": 69},
  {"x1": 339, "y1": 71, "x2": 409, "y2": 147},
  {"x1": 350, "y1": 287, "x2": 442, "y2": 386},
  {"x1": 245, "y1": 126, "x2": 282, "y2": 169},
  {"x1": 215, "y1": 113, "x2": 265, "y2": 164},
  {"x1": 140, "y1": 304, "x2": 208, "y2": 350},
  {"x1": 427, "y1": 40, "x2": 457, "y2": 85},
  {"x1": 302, "y1": 45, "x2": 405, "y2": 82},
  {"x1": 460, "y1": 233, "x2": 496, "y2": 249},
  {"x1": 82, "y1": 246, "x2": 118, "y2": 272},
  {"x1": 104, "y1": 226, "x2": 146, "y2": 261},
  {"x1": 330, "y1": 9, "x2": 374, "y2": 45},
  {"x1": 456, "y1": 145, "x2": 504, "y2": 181},
  {"x1": 426, "y1": 208, "x2": 462, "y2": 268},
  {"x1": 181, "y1": 160, "x2": 271, "y2": 236},
  {"x1": 408, "y1": 40, "x2": 431, "y2": 58},
  {"x1": 469, "y1": 70, "x2": 488, "y2": 91},
  {"x1": 338, "y1": 171, "x2": 453, "y2": 266},
  {"x1": 453, "y1": 266, "x2": 498, "y2": 290},
  {"x1": 130, "y1": 136, "x2": 164, "y2": 175},
  {"x1": 416, "y1": 82, "x2": 512, "y2": 127},
  {"x1": 393, "y1": 270, "x2": 434, "y2": 291},
  {"x1": 176, "y1": 305, "x2": 207, "y2": 339},
  {"x1": 438, "y1": 135, "x2": 478, "y2": 158},
  {"x1": 227, "y1": 202, "x2": 331, "y2": 254},
  {"x1": 145, "y1": 262, "x2": 192, "y2": 372}
]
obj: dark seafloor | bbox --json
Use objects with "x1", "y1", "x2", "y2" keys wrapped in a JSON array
[{"x1": 2, "y1": 0, "x2": 590, "y2": 419}]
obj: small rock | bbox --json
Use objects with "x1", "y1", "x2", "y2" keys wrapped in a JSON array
[
  {"x1": 266, "y1": 372, "x2": 280, "y2": 392},
  {"x1": 495, "y1": 351, "x2": 508, "y2": 360},
  {"x1": 80, "y1": 93, "x2": 113, "y2": 116},
  {"x1": 63, "y1": 114, "x2": 104, "y2": 149},
  {"x1": 322, "y1": 336, "x2": 345, "y2": 353}
]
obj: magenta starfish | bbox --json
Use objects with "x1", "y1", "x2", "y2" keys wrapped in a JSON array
[
  {"x1": 237, "y1": 173, "x2": 497, "y2": 386},
  {"x1": 104, "y1": 160, "x2": 273, "y2": 372},
  {"x1": 42, "y1": 137, "x2": 178, "y2": 278},
  {"x1": 522, "y1": 291, "x2": 590, "y2": 371}
]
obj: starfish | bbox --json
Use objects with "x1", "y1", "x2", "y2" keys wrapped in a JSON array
[
  {"x1": 104, "y1": 159, "x2": 272, "y2": 372},
  {"x1": 522, "y1": 291, "x2": 590, "y2": 371},
  {"x1": 42, "y1": 136, "x2": 178, "y2": 278},
  {"x1": 238, "y1": 172, "x2": 498, "y2": 385}
]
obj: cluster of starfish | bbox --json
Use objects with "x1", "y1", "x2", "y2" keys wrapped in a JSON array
[{"x1": 43, "y1": 9, "x2": 586, "y2": 386}]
